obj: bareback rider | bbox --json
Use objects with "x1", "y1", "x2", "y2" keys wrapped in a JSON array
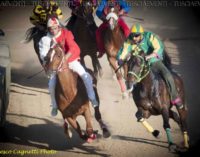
[
  {"x1": 96, "y1": 0, "x2": 131, "y2": 58},
  {"x1": 30, "y1": 0, "x2": 63, "y2": 30},
  {"x1": 117, "y1": 23, "x2": 183, "y2": 109},
  {"x1": 30, "y1": 0, "x2": 63, "y2": 60},
  {"x1": 39, "y1": 17, "x2": 99, "y2": 116}
]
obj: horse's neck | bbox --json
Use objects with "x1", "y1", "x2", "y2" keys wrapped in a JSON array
[
  {"x1": 112, "y1": 26, "x2": 125, "y2": 49},
  {"x1": 57, "y1": 69, "x2": 77, "y2": 101},
  {"x1": 140, "y1": 71, "x2": 154, "y2": 91}
]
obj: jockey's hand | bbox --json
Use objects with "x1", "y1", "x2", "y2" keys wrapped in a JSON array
[
  {"x1": 145, "y1": 52, "x2": 158, "y2": 61},
  {"x1": 117, "y1": 59, "x2": 124, "y2": 66}
]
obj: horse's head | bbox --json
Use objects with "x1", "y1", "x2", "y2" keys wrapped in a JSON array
[
  {"x1": 126, "y1": 51, "x2": 149, "y2": 91},
  {"x1": 77, "y1": 0, "x2": 94, "y2": 25},
  {"x1": 44, "y1": 43, "x2": 65, "y2": 76},
  {"x1": 106, "y1": 7, "x2": 120, "y2": 30}
]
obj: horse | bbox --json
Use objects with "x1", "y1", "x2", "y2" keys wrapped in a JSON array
[
  {"x1": 66, "y1": 0, "x2": 103, "y2": 79},
  {"x1": 125, "y1": 51, "x2": 189, "y2": 152},
  {"x1": 44, "y1": 43, "x2": 110, "y2": 141},
  {"x1": 102, "y1": 6, "x2": 129, "y2": 98}
]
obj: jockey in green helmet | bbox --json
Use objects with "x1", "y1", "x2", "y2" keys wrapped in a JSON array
[{"x1": 117, "y1": 23, "x2": 183, "y2": 109}]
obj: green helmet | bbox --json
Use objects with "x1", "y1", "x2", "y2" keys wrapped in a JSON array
[{"x1": 131, "y1": 23, "x2": 144, "y2": 35}]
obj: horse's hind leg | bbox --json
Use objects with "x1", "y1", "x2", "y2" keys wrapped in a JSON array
[
  {"x1": 94, "y1": 106, "x2": 111, "y2": 138},
  {"x1": 93, "y1": 83, "x2": 111, "y2": 138},
  {"x1": 90, "y1": 54, "x2": 103, "y2": 79},
  {"x1": 177, "y1": 107, "x2": 189, "y2": 149},
  {"x1": 169, "y1": 109, "x2": 181, "y2": 126},
  {"x1": 161, "y1": 108, "x2": 177, "y2": 152}
]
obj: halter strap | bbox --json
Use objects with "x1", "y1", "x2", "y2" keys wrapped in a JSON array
[{"x1": 128, "y1": 54, "x2": 150, "y2": 83}]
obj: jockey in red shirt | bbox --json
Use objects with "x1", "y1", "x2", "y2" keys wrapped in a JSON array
[
  {"x1": 96, "y1": 0, "x2": 131, "y2": 58},
  {"x1": 39, "y1": 17, "x2": 99, "y2": 116}
]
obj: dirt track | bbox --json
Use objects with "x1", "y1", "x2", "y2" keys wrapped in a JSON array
[{"x1": 0, "y1": 2, "x2": 200, "y2": 157}]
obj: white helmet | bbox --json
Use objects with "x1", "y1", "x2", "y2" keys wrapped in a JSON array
[{"x1": 47, "y1": 17, "x2": 60, "y2": 27}]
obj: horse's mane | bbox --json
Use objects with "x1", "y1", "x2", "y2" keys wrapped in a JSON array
[{"x1": 24, "y1": 27, "x2": 38, "y2": 43}]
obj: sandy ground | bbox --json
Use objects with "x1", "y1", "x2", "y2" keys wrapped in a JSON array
[{"x1": 0, "y1": 2, "x2": 200, "y2": 157}]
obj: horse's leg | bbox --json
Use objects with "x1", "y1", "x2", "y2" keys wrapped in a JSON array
[
  {"x1": 93, "y1": 83, "x2": 111, "y2": 138},
  {"x1": 63, "y1": 118, "x2": 72, "y2": 139},
  {"x1": 108, "y1": 56, "x2": 127, "y2": 98},
  {"x1": 135, "y1": 108, "x2": 160, "y2": 138},
  {"x1": 91, "y1": 54, "x2": 103, "y2": 79},
  {"x1": 90, "y1": 54, "x2": 100, "y2": 79},
  {"x1": 83, "y1": 107, "x2": 97, "y2": 143},
  {"x1": 66, "y1": 117, "x2": 83, "y2": 139},
  {"x1": 161, "y1": 107, "x2": 177, "y2": 152},
  {"x1": 169, "y1": 109, "x2": 181, "y2": 126},
  {"x1": 177, "y1": 107, "x2": 189, "y2": 149}
]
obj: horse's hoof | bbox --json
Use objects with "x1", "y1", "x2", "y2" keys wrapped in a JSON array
[
  {"x1": 152, "y1": 130, "x2": 161, "y2": 139},
  {"x1": 169, "y1": 143, "x2": 177, "y2": 153},
  {"x1": 103, "y1": 127, "x2": 111, "y2": 138},
  {"x1": 86, "y1": 133, "x2": 97, "y2": 143},
  {"x1": 122, "y1": 92, "x2": 128, "y2": 99}
]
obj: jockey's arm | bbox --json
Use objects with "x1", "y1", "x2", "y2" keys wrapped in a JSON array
[
  {"x1": 119, "y1": 0, "x2": 131, "y2": 14},
  {"x1": 65, "y1": 52, "x2": 72, "y2": 62},
  {"x1": 145, "y1": 34, "x2": 164, "y2": 61},
  {"x1": 118, "y1": 42, "x2": 132, "y2": 61},
  {"x1": 96, "y1": 0, "x2": 106, "y2": 19}
]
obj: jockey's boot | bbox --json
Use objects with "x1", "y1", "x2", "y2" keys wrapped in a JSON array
[
  {"x1": 81, "y1": 73, "x2": 99, "y2": 108},
  {"x1": 171, "y1": 97, "x2": 184, "y2": 109},
  {"x1": 51, "y1": 107, "x2": 58, "y2": 117}
]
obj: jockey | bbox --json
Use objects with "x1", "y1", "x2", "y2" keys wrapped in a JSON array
[
  {"x1": 39, "y1": 17, "x2": 99, "y2": 116},
  {"x1": 96, "y1": 0, "x2": 131, "y2": 58},
  {"x1": 30, "y1": 0, "x2": 63, "y2": 31},
  {"x1": 67, "y1": 0, "x2": 97, "y2": 30},
  {"x1": 117, "y1": 23, "x2": 183, "y2": 109}
]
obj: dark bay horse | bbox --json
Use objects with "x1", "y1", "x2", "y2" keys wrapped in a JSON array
[
  {"x1": 126, "y1": 52, "x2": 189, "y2": 152},
  {"x1": 102, "y1": 6, "x2": 129, "y2": 98},
  {"x1": 45, "y1": 44, "x2": 110, "y2": 141},
  {"x1": 66, "y1": 0, "x2": 103, "y2": 79}
]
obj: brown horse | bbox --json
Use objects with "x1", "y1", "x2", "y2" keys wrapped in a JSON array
[
  {"x1": 44, "y1": 44, "x2": 110, "y2": 141},
  {"x1": 125, "y1": 52, "x2": 189, "y2": 152},
  {"x1": 66, "y1": 0, "x2": 103, "y2": 79},
  {"x1": 102, "y1": 6, "x2": 128, "y2": 98}
]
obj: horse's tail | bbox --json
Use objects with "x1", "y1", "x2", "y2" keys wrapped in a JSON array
[
  {"x1": 163, "y1": 51, "x2": 181, "y2": 77},
  {"x1": 24, "y1": 27, "x2": 38, "y2": 43}
]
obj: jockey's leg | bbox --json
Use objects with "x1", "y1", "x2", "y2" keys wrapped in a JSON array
[
  {"x1": 96, "y1": 22, "x2": 108, "y2": 58},
  {"x1": 48, "y1": 73, "x2": 58, "y2": 116},
  {"x1": 117, "y1": 18, "x2": 131, "y2": 38},
  {"x1": 151, "y1": 61, "x2": 183, "y2": 109},
  {"x1": 68, "y1": 60, "x2": 99, "y2": 108}
]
